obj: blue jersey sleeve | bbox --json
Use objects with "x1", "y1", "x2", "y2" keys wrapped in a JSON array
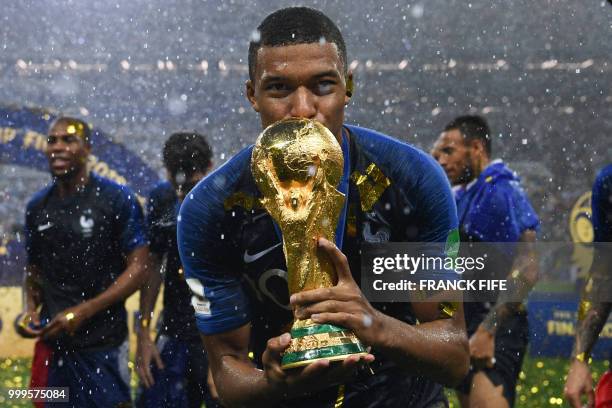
[
  {"x1": 409, "y1": 153, "x2": 459, "y2": 281},
  {"x1": 24, "y1": 198, "x2": 42, "y2": 267},
  {"x1": 412, "y1": 153, "x2": 459, "y2": 244},
  {"x1": 178, "y1": 148, "x2": 253, "y2": 335},
  {"x1": 114, "y1": 185, "x2": 147, "y2": 254},
  {"x1": 592, "y1": 165, "x2": 612, "y2": 242},
  {"x1": 470, "y1": 179, "x2": 539, "y2": 243}
]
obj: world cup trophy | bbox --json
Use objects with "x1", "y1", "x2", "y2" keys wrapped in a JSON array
[{"x1": 251, "y1": 118, "x2": 368, "y2": 369}]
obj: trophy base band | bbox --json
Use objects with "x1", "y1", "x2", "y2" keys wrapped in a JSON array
[{"x1": 281, "y1": 321, "x2": 368, "y2": 369}]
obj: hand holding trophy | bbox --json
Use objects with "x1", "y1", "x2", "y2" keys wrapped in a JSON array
[{"x1": 251, "y1": 118, "x2": 368, "y2": 369}]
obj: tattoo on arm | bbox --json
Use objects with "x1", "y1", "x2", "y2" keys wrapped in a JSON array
[
  {"x1": 571, "y1": 245, "x2": 612, "y2": 360},
  {"x1": 481, "y1": 230, "x2": 538, "y2": 333},
  {"x1": 571, "y1": 301, "x2": 612, "y2": 361}
]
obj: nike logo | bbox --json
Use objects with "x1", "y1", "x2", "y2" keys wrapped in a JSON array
[
  {"x1": 243, "y1": 243, "x2": 281, "y2": 264},
  {"x1": 37, "y1": 222, "x2": 53, "y2": 232}
]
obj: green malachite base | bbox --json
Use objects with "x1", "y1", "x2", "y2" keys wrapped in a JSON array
[{"x1": 281, "y1": 322, "x2": 368, "y2": 369}]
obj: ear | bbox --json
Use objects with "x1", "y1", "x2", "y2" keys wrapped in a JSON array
[
  {"x1": 469, "y1": 138, "x2": 486, "y2": 156},
  {"x1": 344, "y1": 71, "x2": 354, "y2": 104},
  {"x1": 246, "y1": 80, "x2": 259, "y2": 112}
]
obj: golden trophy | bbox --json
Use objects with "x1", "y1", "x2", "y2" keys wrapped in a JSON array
[{"x1": 251, "y1": 118, "x2": 367, "y2": 369}]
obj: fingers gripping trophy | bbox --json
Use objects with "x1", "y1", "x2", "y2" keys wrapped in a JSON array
[{"x1": 251, "y1": 118, "x2": 368, "y2": 369}]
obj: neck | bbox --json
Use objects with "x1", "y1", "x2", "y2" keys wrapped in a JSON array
[
  {"x1": 471, "y1": 155, "x2": 490, "y2": 180},
  {"x1": 55, "y1": 168, "x2": 89, "y2": 198},
  {"x1": 336, "y1": 126, "x2": 348, "y2": 145}
]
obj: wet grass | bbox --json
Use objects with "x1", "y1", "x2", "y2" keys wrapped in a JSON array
[{"x1": 0, "y1": 355, "x2": 609, "y2": 407}]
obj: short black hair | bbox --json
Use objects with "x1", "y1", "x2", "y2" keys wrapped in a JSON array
[
  {"x1": 444, "y1": 115, "x2": 492, "y2": 155},
  {"x1": 248, "y1": 7, "x2": 347, "y2": 82},
  {"x1": 50, "y1": 116, "x2": 92, "y2": 145},
  {"x1": 163, "y1": 132, "x2": 212, "y2": 177}
]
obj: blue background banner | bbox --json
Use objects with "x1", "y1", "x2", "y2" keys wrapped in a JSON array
[
  {"x1": 0, "y1": 104, "x2": 159, "y2": 196},
  {"x1": 528, "y1": 293, "x2": 612, "y2": 360}
]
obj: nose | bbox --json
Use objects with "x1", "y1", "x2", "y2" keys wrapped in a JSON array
[
  {"x1": 46, "y1": 139, "x2": 69, "y2": 157},
  {"x1": 49, "y1": 140, "x2": 66, "y2": 153},
  {"x1": 289, "y1": 86, "x2": 317, "y2": 119}
]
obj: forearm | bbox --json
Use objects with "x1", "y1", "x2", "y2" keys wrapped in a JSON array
[
  {"x1": 213, "y1": 355, "x2": 281, "y2": 408},
  {"x1": 479, "y1": 278, "x2": 528, "y2": 334},
  {"x1": 87, "y1": 246, "x2": 149, "y2": 317},
  {"x1": 571, "y1": 247, "x2": 612, "y2": 360},
  {"x1": 375, "y1": 311, "x2": 469, "y2": 386},
  {"x1": 571, "y1": 301, "x2": 612, "y2": 361},
  {"x1": 23, "y1": 264, "x2": 41, "y2": 311},
  {"x1": 481, "y1": 232, "x2": 538, "y2": 333},
  {"x1": 138, "y1": 254, "x2": 163, "y2": 333}
]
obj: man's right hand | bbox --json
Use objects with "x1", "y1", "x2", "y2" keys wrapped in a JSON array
[
  {"x1": 261, "y1": 332, "x2": 374, "y2": 400},
  {"x1": 15, "y1": 310, "x2": 42, "y2": 338},
  {"x1": 564, "y1": 359, "x2": 595, "y2": 408},
  {"x1": 136, "y1": 334, "x2": 165, "y2": 388}
]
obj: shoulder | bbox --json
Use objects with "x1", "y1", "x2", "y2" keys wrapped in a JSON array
[
  {"x1": 148, "y1": 181, "x2": 175, "y2": 205},
  {"x1": 90, "y1": 172, "x2": 138, "y2": 201},
  {"x1": 26, "y1": 184, "x2": 53, "y2": 213},
  {"x1": 480, "y1": 163, "x2": 526, "y2": 198},
  {"x1": 347, "y1": 124, "x2": 441, "y2": 179},
  {"x1": 179, "y1": 146, "x2": 254, "y2": 231},
  {"x1": 150, "y1": 180, "x2": 174, "y2": 197},
  {"x1": 347, "y1": 124, "x2": 451, "y2": 198},
  {"x1": 347, "y1": 124, "x2": 448, "y2": 191},
  {"x1": 180, "y1": 146, "x2": 254, "y2": 211}
]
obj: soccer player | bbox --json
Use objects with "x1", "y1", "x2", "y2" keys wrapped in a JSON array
[
  {"x1": 432, "y1": 115, "x2": 539, "y2": 408},
  {"x1": 564, "y1": 164, "x2": 612, "y2": 408},
  {"x1": 178, "y1": 7, "x2": 469, "y2": 408},
  {"x1": 136, "y1": 132, "x2": 219, "y2": 408},
  {"x1": 17, "y1": 116, "x2": 148, "y2": 407}
]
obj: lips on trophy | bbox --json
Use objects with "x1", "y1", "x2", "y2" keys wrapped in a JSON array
[{"x1": 251, "y1": 118, "x2": 367, "y2": 369}]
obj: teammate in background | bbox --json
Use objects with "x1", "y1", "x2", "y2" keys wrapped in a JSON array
[
  {"x1": 178, "y1": 7, "x2": 469, "y2": 408},
  {"x1": 16, "y1": 116, "x2": 148, "y2": 407},
  {"x1": 564, "y1": 164, "x2": 612, "y2": 408},
  {"x1": 136, "y1": 132, "x2": 219, "y2": 408},
  {"x1": 432, "y1": 115, "x2": 539, "y2": 408}
]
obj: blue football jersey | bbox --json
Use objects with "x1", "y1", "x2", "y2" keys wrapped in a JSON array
[
  {"x1": 25, "y1": 172, "x2": 147, "y2": 350},
  {"x1": 455, "y1": 160, "x2": 539, "y2": 244},
  {"x1": 454, "y1": 160, "x2": 539, "y2": 334},
  {"x1": 592, "y1": 164, "x2": 612, "y2": 243},
  {"x1": 178, "y1": 125, "x2": 458, "y2": 407}
]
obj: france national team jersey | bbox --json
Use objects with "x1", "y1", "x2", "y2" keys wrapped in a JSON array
[
  {"x1": 454, "y1": 160, "x2": 539, "y2": 334},
  {"x1": 592, "y1": 164, "x2": 612, "y2": 243},
  {"x1": 25, "y1": 172, "x2": 146, "y2": 350},
  {"x1": 146, "y1": 181, "x2": 200, "y2": 341},
  {"x1": 455, "y1": 160, "x2": 539, "y2": 244},
  {"x1": 178, "y1": 125, "x2": 458, "y2": 407}
]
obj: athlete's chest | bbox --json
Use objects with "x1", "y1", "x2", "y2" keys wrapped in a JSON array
[
  {"x1": 33, "y1": 197, "x2": 116, "y2": 246},
  {"x1": 233, "y1": 211, "x2": 290, "y2": 311},
  {"x1": 229, "y1": 191, "x2": 404, "y2": 304}
]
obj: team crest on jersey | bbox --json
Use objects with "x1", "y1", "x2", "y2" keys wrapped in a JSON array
[
  {"x1": 80, "y1": 212, "x2": 94, "y2": 238},
  {"x1": 362, "y1": 210, "x2": 391, "y2": 243}
]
